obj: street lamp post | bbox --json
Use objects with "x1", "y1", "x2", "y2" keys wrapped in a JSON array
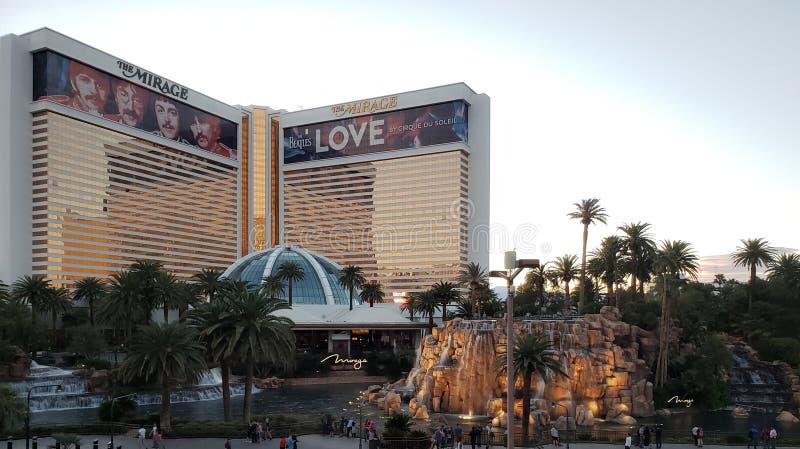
[
  {"x1": 348, "y1": 391, "x2": 367, "y2": 449},
  {"x1": 26, "y1": 384, "x2": 63, "y2": 449},
  {"x1": 551, "y1": 402, "x2": 570, "y2": 449},
  {"x1": 490, "y1": 252, "x2": 539, "y2": 449},
  {"x1": 110, "y1": 393, "x2": 136, "y2": 449}
]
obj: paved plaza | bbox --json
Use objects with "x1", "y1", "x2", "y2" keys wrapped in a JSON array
[{"x1": 5, "y1": 435, "x2": 766, "y2": 449}]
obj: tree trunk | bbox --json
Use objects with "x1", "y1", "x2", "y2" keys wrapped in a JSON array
[
  {"x1": 655, "y1": 274, "x2": 669, "y2": 387},
  {"x1": 349, "y1": 287, "x2": 354, "y2": 311},
  {"x1": 222, "y1": 359, "x2": 232, "y2": 422},
  {"x1": 428, "y1": 312, "x2": 434, "y2": 331},
  {"x1": 288, "y1": 280, "x2": 293, "y2": 307},
  {"x1": 579, "y1": 224, "x2": 588, "y2": 314},
  {"x1": 163, "y1": 305, "x2": 169, "y2": 324},
  {"x1": 564, "y1": 282, "x2": 570, "y2": 311},
  {"x1": 441, "y1": 302, "x2": 447, "y2": 322},
  {"x1": 89, "y1": 299, "x2": 94, "y2": 327},
  {"x1": 160, "y1": 379, "x2": 171, "y2": 431},
  {"x1": 521, "y1": 373, "x2": 532, "y2": 442},
  {"x1": 52, "y1": 311, "x2": 58, "y2": 350},
  {"x1": 748, "y1": 265, "x2": 756, "y2": 313},
  {"x1": 243, "y1": 361, "x2": 254, "y2": 424},
  {"x1": 369, "y1": 297, "x2": 374, "y2": 307}
]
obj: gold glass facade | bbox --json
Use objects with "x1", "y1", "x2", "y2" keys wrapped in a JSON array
[
  {"x1": 251, "y1": 109, "x2": 268, "y2": 251},
  {"x1": 282, "y1": 151, "x2": 469, "y2": 293},
  {"x1": 31, "y1": 111, "x2": 239, "y2": 287}
]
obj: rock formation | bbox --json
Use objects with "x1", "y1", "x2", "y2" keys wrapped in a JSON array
[{"x1": 403, "y1": 307, "x2": 657, "y2": 427}]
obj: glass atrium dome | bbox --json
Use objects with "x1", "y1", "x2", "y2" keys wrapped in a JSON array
[{"x1": 221, "y1": 245, "x2": 353, "y2": 305}]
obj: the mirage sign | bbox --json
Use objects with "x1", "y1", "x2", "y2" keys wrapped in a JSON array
[{"x1": 283, "y1": 101, "x2": 468, "y2": 164}]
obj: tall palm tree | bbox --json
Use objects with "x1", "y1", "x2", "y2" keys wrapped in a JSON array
[
  {"x1": 100, "y1": 270, "x2": 149, "y2": 355},
  {"x1": 767, "y1": 253, "x2": 800, "y2": 291},
  {"x1": 713, "y1": 274, "x2": 727, "y2": 288},
  {"x1": 549, "y1": 255, "x2": 579, "y2": 310},
  {"x1": 590, "y1": 235, "x2": 628, "y2": 307},
  {"x1": 458, "y1": 262, "x2": 489, "y2": 318},
  {"x1": 567, "y1": 199, "x2": 608, "y2": 313},
  {"x1": 276, "y1": 261, "x2": 305, "y2": 307},
  {"x1": 173, "y1": 281, "x2": 200, "y2": 319},
  {"x1": 130, "y1": 259, "x2": 165, "y2": 321},
  {"x1": 185, "y1": 298, "x2": 236, "y2": 421},
  {"x1": 618, "y1": 222, "x2": 656, "y2": 294},
  {"x1": 41, "y1": 286, "x2": 71, "y2": 349},
  {"x1": 260, "y1": 275, "x2": 285, "y2": 300},
  {"x1": 497, "y1": 333, "x2": 567, "y2": 442},
  {"x1": 338, "y1": 265, "x2": 365, "y2": 311},
  {"x1": 732, "y1": 238, "x2": 777, "y2": 312},
  {"x1": 360, "y1": 282, "x2": 384, "y2": 307},
  {"x1": 154, "y1": 271, "x2": 178, "y2": 323},
  {"x1": 431, "y1": 281, "x2": 459, "y2": 322},
  {"x1": 523, "y1": 264, "x2": 549, "y2": 308},
  {"x1": 11, "y1": 275, "x2": 52, "y2": 325},
  {"x1": 119, "y1": 323, "x2": 206, "y2": 430},
  {"x1": 193, "y1": 268, "x2": 224, "y2": 303},
  {"x1": 413, "y1": 290, "x2": 440, "y2": 330},
  {"x1": 220, "y1": 287, "x2": 295, "y2": 424},
  {"x1": 73, "y1": 277, "x2": 106, "y2": 327},
  {"x1": 653, "y1": 240, "x2": 699, "y2": 387}
]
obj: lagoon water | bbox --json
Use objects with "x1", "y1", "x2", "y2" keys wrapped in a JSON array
[{"x1": 31, "y1": 382, "x2": 800, "y2": 437}]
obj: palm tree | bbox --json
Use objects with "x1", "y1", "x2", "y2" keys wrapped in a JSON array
[
  {"x1": 549, "y1": 255, "x2": 579, "y2": 310},
  {"x1": 431, "y1": 281, "x2": 459, "y2": 322},
  {"x1": 185, "y1": 297, "x2": 236, "y2": 421},
  {"x1": 260, "y1": 275, "x2": 285, "y2": 300},
  {"x1": 130, "y1": 259, "x2": 165, "y2": 322},
  {"x1": 338, "y1": 265, "x2": 365, "y2": 311},
  {"x1": 732, "y1": 238, "x2": 777, "y2": 312},
  {"x1": 498, "y1": 333, "x2": 567, "y2": 442},
  {"x1": 523, "y1": 264, "x2": 549, "y2": 308},
  {"x1": 41, "y1": 286, "x2": 71, "y2": 349},
  {"x1": 119, "y1": 322, "x2": 206, "y2": 430},
  {"x1": 173, "y1": 281, "x2": 200, "y2": 319},
  {"x1": 73, "y1": 277, "x2": 106, "y2": 327},
  {"x1": 618, "y1": 222, "x2": 656, "y2": 294},
  {"x1": 193, "y1": 268, "x2": 224, "y2": 302},
  {"x1": 359, "y1": 282, "x2": 384, "y2": 307},
  {"x1": 0, "y1": 280, "x2": 10, "y2": 303},
  {"x1": 276, "y1": 261, "x2": 305, "y2": 307},
  {"x1": 713, "y1": 274, "x2": 727, "y2": 288},
  {"x1": 154, "y1": 271, "x2": 178, "y2": 323},
  {"x1": 653, "y1": 240, "x2": 699, "y2": 387},
  {"x1": 567, "y1": 199, "x2": 608, "y2": 313},
  {"x1": 413, "y1": 290, "x2": 440, "y2": 330},
  {"x1": 590, "y1": 236, "x2": 628, "y2": 307},
  {"x1": 400, "y1": 294, "x2": 418, "y2": 321},
  {"x1": 767, "y1": 253, "x2": 800, "y2": 291},
  {"x1": 100, "y1": 270, "x2": 149, "y2": 358},
  {"x1": 11, "y1": 275, "x2": 52, "y2": 325},
  {"x1": 458, "y1": 263, "x2": 489, "y2": 318},
  {"x1": 221, "y1": 287, "x2": 295, "y2": 423}
]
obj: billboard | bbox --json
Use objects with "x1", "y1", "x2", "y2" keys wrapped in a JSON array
[
  {"x1": 283, "y1": 100, "x2": 467, "y2": 164},
  {"x1": 32, "y1": 51, "x2": 238, "y2": 161}
]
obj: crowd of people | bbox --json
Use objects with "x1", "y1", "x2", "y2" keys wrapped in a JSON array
[
  {"x1": 747, "y1": 424, "x2": 779, "y2": 449},
  {"x1": 624, "y1": 424, "x2": 663, "y2": 449}
]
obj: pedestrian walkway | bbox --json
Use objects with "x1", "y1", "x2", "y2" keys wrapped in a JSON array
[{"x1": 4, "y1": 435, "x2": 772, "y2": 449}]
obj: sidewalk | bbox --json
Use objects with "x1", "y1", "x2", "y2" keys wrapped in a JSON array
[{"x1": 4, "y1": 435, "x2": 767, "y2": 449}]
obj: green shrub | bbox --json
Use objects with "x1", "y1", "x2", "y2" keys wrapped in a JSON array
[
  {"x1": 97, "y1": 396, "x2": 137, "y2": 422},
  {"x1": 754, "y1": 337, "x2": 800, "y2": 367},
  {"x1": 81, "y1": 357, "x2": 112, "y2": 370}
]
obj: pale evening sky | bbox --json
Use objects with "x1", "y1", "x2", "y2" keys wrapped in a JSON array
[{"x1": 2, "y1": 0, "x2": 797, "y2": 272}]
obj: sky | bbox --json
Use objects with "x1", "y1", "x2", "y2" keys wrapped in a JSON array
[{"x1": 2, "y1": 0, "x2": 798, "y2": 272}]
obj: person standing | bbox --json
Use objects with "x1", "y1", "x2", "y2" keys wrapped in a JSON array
[
  {"x1": 655, "y1": 425, "x2": 662, "y2": 449},
  {"x1": 138, "y1": 426, "x2": 146, "y2": 449},
  {"x1": 769, "y1": 426, "x2": 777, "y2": 449},
  {"x1": 485, "y1": 422, "x2": 494, "y2": 449},
  {"x1": 224, "y1": 439, "x2": 232, "y2": 449},
  {"x1": 455, "y1": 423, "x2": 464, "y2": 449},
  {"x1": 691, "y1": 425, "x2": 699, "y2": 447},
  {"x1": 550, "y1": 424, "x2": 560, "y2": 448},
  {"x1": 625, "y1": 433, "x2": 632, "y2": 449},
  {"x1": 697, "y1": 426, "x2": 704, "y2": 448},
  {"x1": 643, "y1": 425, "x2": 651, "y2": 449},
  {"x1": 748, "y1": 425, "x2": 759, "y2": 449}
]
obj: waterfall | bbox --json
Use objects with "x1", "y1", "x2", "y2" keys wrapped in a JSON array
[
  {"x1": 9, "y1": 365, "x2": 253, "y2": 412},
  {"x1": 437, "y1": 333, "x2": 454, "y2": 367}
]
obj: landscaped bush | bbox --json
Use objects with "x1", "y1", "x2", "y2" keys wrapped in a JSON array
[
  {"x1": 365, "y1": 350, "x2": 414, "y2": 379},
  {"x1": 754, "y1": 337, "x2": 800, "y2": 368},
  {"x1": 81, "y1": 357, "x2": 112, "y2": 370}
]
